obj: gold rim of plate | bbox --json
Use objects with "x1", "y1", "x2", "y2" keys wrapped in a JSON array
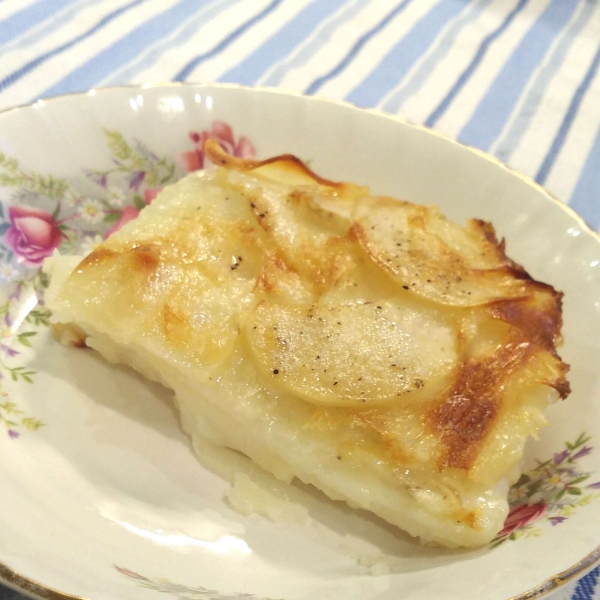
[{"x1": 0, "y1": 82, "x2": 598, "y2": 600}]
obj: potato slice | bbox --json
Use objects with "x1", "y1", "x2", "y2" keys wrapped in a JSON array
[
  {"x1": 246, "y1": 300, "x2": 458, "y2": 407},
  {"x1": 352, "y1": 198, "x2": 530, "y2": 306}
]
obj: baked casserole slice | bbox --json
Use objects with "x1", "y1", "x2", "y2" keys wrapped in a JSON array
[{"x1": 44, "y1": 140, "x2": 569, "y2": 547}]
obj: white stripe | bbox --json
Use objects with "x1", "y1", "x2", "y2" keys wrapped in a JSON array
[
  {"x1": 315, "y1": 0, "x2": 439, "y2": 100},
  {"x1": 129, "y1": 0, "x2": 273, "y2": 82},
  {"x1": 496, "y1": 1, "x2": 600, "y2": 191},
  {"x1": 96, "y1": 0, "x2": 237, "y2": 88},
  {"x1": 131, "y1": 0, "x2": 312, "y2": 84},
  {"x1": 488, "y1": 0, "x2": 595, "y2": 161},
  {"x1": 0, "y1": 0, "x2": 132, "y2": 89},
  {"x1": 261, "y1": 0, "x2": 394, "y2": 94},
  {"x1": 432, "y1": 0, "x2": 551, "y2": 139},
  {"x1": 0, "y1": 0, "x2": 96, "y2": 54},
  {"x1": 185, "y1": 0, "x2": 313, "y2": 83},
  {"x1": 0, "y1": 0, "x2": 131, "y2": 84},
  {"x1": 256, "y1": 0, "x2": 363, "y2": 88},
  {"x1": 543, "y1": 37, "x2": 600, "y2": 203},
  {"x1": 0, "y1": 0, "x2": 183, "y2": 111},
  {"x1": 0, "y1": 0, "x2": 41, "y2": 21},
  {"x1": 377, "y1": 0, "x2": 502, "y2": 116}
]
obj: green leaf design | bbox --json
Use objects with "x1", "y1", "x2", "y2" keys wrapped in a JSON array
[
  {"x1": 133, "y1": 195, "x2": 146, "y2": 210},
  {"x1": 0, "y1": 401, "x2": 21, "y2": 414},
  {"x1": 567, "y1": 487, "x2": 582, "y2": 496},
  {"x1": 8, "y1": 366, "x2": 36, "y2": 383},
  {"x1": 569, "y1": 475, "x2": 591, "y2": 485},
  {"x1": 104, "y1": 129, "x2": 132, "y2": 161},
  {"x1": 17, "y1": 331, "x2": 37, "y2": 347},
  {"x1": 38, "y1": 271, "x2": 50, "y2": 289},
  {"x1": 145, "y1": 169, "x2": 158, "y2": 187},
  {"x1": 21, "y1": 417, "x2": 44, "y2": 430},
  {"x1": 160, "y1": 162, "x2": 176, "y2": 184},
  {"x1": 555, "y1": 488, "x2": 568, "y2": 501},
  {"x1": 25, "y1": 307, "x2": 51, "y2": 327},
  {"x1": 0, "y1": 170, "x2": 68, "y2": 199},
  {"x1": 103, "y1": 212, "x2": 121, "y2": 224}
]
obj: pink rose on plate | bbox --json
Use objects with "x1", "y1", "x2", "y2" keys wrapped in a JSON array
[
  {"x1": 4, "y1": 205, "x2": 63, "y2": 267},
  {"x1": 180, "y1": 121, "x2": 255, "y2": 173},
  {"x1": 498, "y1": 503, "x2": 547, "y2": 537}
]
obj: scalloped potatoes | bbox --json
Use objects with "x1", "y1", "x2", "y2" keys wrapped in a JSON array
[{"x1": 44, "y1": 140, "x2": 569, "y2": 547}]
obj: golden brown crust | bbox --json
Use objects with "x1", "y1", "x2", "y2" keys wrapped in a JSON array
[
  {"x1": 57, "y1": 143, "x2": 570, "y2": 486},
  {"x1": 205, "y1": 138, "x2": 345, "y2": 188},
  {"x1": 426, "y1": 339, "x2": 533, "y2": 470}
]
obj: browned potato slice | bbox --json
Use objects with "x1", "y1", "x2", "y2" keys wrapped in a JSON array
[{"x1": 352, "y1": 198, "x2": 530, "y2": 306}]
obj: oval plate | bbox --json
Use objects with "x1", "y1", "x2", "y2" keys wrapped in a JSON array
[{"x1": 0, "y1": 84, "x2": 599, "y2": 600}]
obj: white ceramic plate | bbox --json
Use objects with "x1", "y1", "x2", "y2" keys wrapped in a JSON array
[{"x1": 0, "y1": 84, "x2": 599, "y2": 600}]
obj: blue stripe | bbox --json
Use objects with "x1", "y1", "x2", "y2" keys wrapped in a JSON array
[
  {"x1": 346, "y1": 0, "x2": 468, "y2": 108},
  {"x1": 0, "y1": 0, "x2": 148, "y2": 95},
  {"x1": 572, "y1": 566, "x2": 600, "y2": 600},
  {"x1": 219, "y1": 0, "x2": 350, "y2": 85},
  {"x1": 380, "y1": 0, "x2": 493, "y2": 114},
  {"x1": 40, "y1": 0, "x2": 215, "y2": 99},
  {"x1": 174, "y1": 0, "x2": 284, "y2": 82},
  {"x1": 1, "y1": 0, "x2": 105, "y2": 54},
  {"x1": 303, "y1": 0, "x2": 415, "y2": 96},
  {"x1": 567, "y1": 120, "x2": 600, "y2": 230},
  {"x1": 260, "y1": 0, "x2": 369, "y2": 88},
  {"x1": 536, "y1": 39, "x2": 600, "y2": 185},
  {"x1": 494, "y1": 0, "x2": 597, "y2": 163},
  {"x1": 99, "y1": 0, "x2": 237, "y2": 87},
  {"x1": 458, "y1": 0, "x2": 579, "y2": 151},
  {"x1": 0, "y1": 0, "x2": 73, "y2": 46},
  {"x1": 425, "y1": 0, "x2": 529, "y2": 128}
]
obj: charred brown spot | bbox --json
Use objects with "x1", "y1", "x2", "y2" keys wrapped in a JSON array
[
  {"x1": 162, "y1": 303, "x2": 189, "y2": 338},
  {"x1": 78, "y1": 247, "x2": 118, "y2": 269},
  {"x1": 549, "y1": 370, "x2": 571, "y2": 400},
  {"x1": 254, "y1": 254, "x2": 294, "y2": 294},
  {"x1": 429, "y1": 393, "x2": 497, "y2": 470},
  {"x1": 288, "y1": 190, "x2": 311, "y2": 204},
  {"x1": 127, "y1": 244, "x2": 160, "y2": 271},
  {"x1": 348, "y1": 221, "x2": 365, "y2": 242},
  {"x1": 81, "y1": 244, "x2": 160, "y2": 273},
  {"x1": 472, "y1": 219, "x2": 501, "y2": 249},
  {"x1": 51, "y1": 323, "x2": 88, "y2": 347},
  {"x1": 427, "y1": 341, "x2": 533, "y2": 471},
  {"x1": 489, "y1": 290, "x2": 564, "y2": 352},
  {"x1": 463, "y1": 511, "x2": 478, "y2": 530}
]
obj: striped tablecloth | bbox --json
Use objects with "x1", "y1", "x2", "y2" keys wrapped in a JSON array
[{"x1": 0, "y1": 1, "x2": 599, "y2": 599}]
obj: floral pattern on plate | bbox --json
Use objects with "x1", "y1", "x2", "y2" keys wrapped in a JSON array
[
  {"x1": 491, "y1": 432, "x2": 600, "y2": 546},
  {"x1": 115, "y1": 566, "x2": 283, "y2": 600},
  {"x1": 0, "y1": 120, "x2": 255, "y2": 439}
]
